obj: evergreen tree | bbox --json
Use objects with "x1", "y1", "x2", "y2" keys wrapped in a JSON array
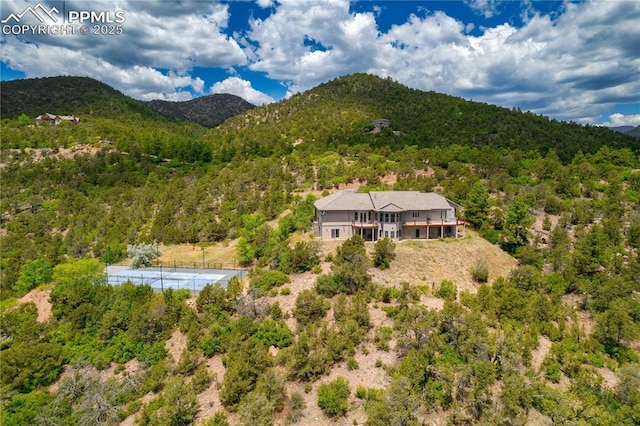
[
  {"x1": 465, "y1": 181, "x2": 490, "y2": 227},
  {"x1": 501, "y1": 196, "x2": 534, "y2": 254}
]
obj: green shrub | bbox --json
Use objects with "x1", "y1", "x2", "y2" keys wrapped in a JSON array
[
  {"x1": 374, "y1": 326, "x2": 393, "y2": 351},
  {"x1": 434, "y1": 279, "x2": 457, "y2": 301},
  {"x1": 251, "y1": 270, "x2": 291, "y2": 291},
  {"x1": 287, "y1": 392, "x2": 306, "y2": 424},
  {"x1": 479, "y1": 221, "x2": 500, "y2": 244},
  {"x1": 290, "y1": 240, "x2": 321, "y2": 273},
  {"x1": 253, "y1": 319, "x2": 294, "y2": 348},
  {"x1": 291, "y1": 391, "x2": 305, "y2": 410},
  {"x1": 346, "y1": 357, "x2": 359, "y2": 370},
  {"x1": 373, "y1": 238, "x2": 396, "y2": 269},
  {"x1": 293, "y1": 290, "x2": 328, "y2": 325},
  {"x1": 13, "y1": 258, "x2": 52, "y2": 294},
  {"x1": 315, "y1": 274, "x2": 341, "y2": 297},
  {"x1": 317, "y1": 377, "x2": 350, "y2": 418},
  {"x1": 469, "y1": 259, "x2": 489, "y2": 283},
  {"x1": 202, "y1": 412, "x2": 229, "y2": 426},
  {"x1": 174, "y1": 348, "x2": 202, "y2": 376},
  {"x1": 541, "y1": 357, "x2": 561, "y2": 383},
  {"x1": 191, "y1": 363, "x2": 212, "y2": 393}
]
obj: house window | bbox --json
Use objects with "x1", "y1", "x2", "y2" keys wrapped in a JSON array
[
  {"x1": 390, "y1": 231, "x2": 395, "y2": 239},
  {"x1": 331, "y1": 229, "x2": 340, "y2": 238},
  {"x1": 384, "y1": 213, "x2": 389, "y2": 223},
  {"x1": 384, "y1": 231, "x2": 389, "y2": 238},
  {"x1": 412, "y1": 211, "x2": 420, "y2": 218},
  {"x1": 354, "y1": 212, "x2": 358, "y2": 221},
  {"x1": 391, "y1": 214, "x2": 397, "y2": 223},
  {"x1": 415, "y1": 229, "x2": 420, "y2": 238}
]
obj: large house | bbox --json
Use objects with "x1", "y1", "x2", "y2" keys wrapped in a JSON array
[
  {"x1": 313, "y1": 188, "x2": 464, "y2": 241},
  {"x1": 35, "y1": 113, "x2": 80, "y2": 125}
]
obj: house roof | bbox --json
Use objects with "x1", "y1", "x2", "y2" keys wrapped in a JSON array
[
  {"x1": 58, "y1": 115, "x2": 79, "y2": 121},
  {"x1": 314, "y1": 188, "x2": 373, "y2": 211},
  {"x1": 314, "y1": 189, "x2": 457, "y2": 212},
  {"x1": 35, "y1": 113, "x2": 79, "y2": 122},
  {"x1": 36, "y1": 113, "x2": 58, "y2": 120}
]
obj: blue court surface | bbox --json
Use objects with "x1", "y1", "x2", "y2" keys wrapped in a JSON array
[{"x1": 106, "y1": 266, "x2": 245, "y2": 293}]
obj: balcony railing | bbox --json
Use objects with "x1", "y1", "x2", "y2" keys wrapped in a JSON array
[
  {"x1": 351, "y1": 221, "x2": 379, "y2": 229},
  {"x1": 402, "y1": 218, "x2": 465, "y2": 227}
]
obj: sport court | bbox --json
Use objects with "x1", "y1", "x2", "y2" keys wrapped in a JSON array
[{"x1": 106, "y1": 265, "x2": 245, "y2": 293}]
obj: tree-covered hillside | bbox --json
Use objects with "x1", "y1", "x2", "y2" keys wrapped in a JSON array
[
  {"x1": 146, "y1": 94, "x2": 255, "y2": 128},
  {"x1": 210, "y1": 73, "x2": 639, "y2": 162},
  {"x1": 0, "y1": 73, "x2": 639, "y2": 425},
  {"x1": 0, "y1": 76, "x2": 162, "y2": 120}
]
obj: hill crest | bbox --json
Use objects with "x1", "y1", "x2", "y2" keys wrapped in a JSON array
[
  {"x1": 0, "y1": 76, "x2": 253, "y2": 128},
  {"x1": 145, "y1": 94, "x2": 255, "y2": 128},
  {"x1": 213, "y1": 73, "x2": 639, "y2": 161}
]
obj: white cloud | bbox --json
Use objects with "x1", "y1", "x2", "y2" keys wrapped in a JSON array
[
  {"x1": 600, "y1": 113, "x2": 640, "y2": 128},
  {"x1": 1, "y1": 0, "x2": 638, "y2": 124},
  {"x1": 242, "y1": 0, "x2": 639, "y2": 124},
  {"x1": 210, "y1": 77, "x2": 274, "y2": 105},
  {"x1": 464, "y1": 0, "x2": 502, "y2": 18},
  {"x1": 0, "y1": 38, "x2": 204, "y2": 100},
  {"x1": 1, "y1": 0, "x2": 245, "y2": 98},
  {"x1": 247, "y1": 0, "x2": 379, "y2": 93},
  {"x1": 255, "y1": 0, "x2": 274, "y2": 8}
]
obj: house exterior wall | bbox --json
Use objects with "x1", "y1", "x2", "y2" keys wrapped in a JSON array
[
  {"x1": 315, "y1": 210, "x2": 356, "y2": 240},
  {"x1": 316, "y1": 208, "x2": 460, "y2": 241}
]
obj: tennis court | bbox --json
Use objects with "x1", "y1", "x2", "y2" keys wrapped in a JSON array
[{"x1": 106, "y1": 265, "x2": 245, "y2": 294}]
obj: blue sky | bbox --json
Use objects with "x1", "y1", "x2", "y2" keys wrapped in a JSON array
[{"x1": 1, "y1": 0, "x2": 638, "y2": 126}]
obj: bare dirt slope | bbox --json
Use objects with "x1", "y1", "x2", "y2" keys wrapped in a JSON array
[{"x1": 17, "y1": 288, "x2": 52, "y2": 322}]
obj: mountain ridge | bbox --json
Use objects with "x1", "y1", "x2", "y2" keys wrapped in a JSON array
[
  {"x1": 210, "y1": 73, "x2": 639, "y2": 161},
  {"x1": 0, "y1": 76, "x2": 254, "y2": 128},
  {"x1": 1, "y1": 73, "x2": 638, "y2": 162},
  {"x1": 145, "y1": 94, "x2": 255, "y2": 128}
]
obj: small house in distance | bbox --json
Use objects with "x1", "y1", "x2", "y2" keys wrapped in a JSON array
[
  {"x1": 36, "y1": 113, "x2": 80, "y2": 125},
  {"x1": 372, "y1": 118, "x2": 390, "y2": 129},
  {"x1": 313, "y1": 188, "x2": 464, "y2": 241}
]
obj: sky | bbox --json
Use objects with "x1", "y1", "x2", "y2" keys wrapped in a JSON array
[{"x1": 1, "y1": 0, "x2": 638, "y2": 127}]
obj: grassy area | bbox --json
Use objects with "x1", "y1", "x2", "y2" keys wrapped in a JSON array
[
  {"x1": 368, "y1": 230, "x2": 518, "y2": 293},
  {"x1": 157, "y1": 230, "x2": 517, "y2": 296},
  {"x1": 158, "y1": 240, "x2": 239, "y2": 269},
  {"x1": 0, "y1": 297, "x2": 18, "y2": 314}
]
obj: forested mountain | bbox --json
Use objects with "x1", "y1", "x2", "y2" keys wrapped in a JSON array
[
  {"x1": 609, "y1": 126, "x2": 636, "y2": 134},
  {"x1": 146, "y1": 94, "x2": 255, "y2": 128},
  {"x1": 0, "y1": 76, "x2": 161, "y2": 120},
  {"x1": 1, "y1": 73, "x2": 639, "y2": 425},
  {"x1": 627, "y1": 125, "x2": 640, "y2": 137},
  {"x1": 210, "y1": 73, "x2": 639, "y2": 162}
]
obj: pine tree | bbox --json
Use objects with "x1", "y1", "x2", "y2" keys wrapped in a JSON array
[
  {"x1": 501, "y1": 196, "x2": 534, "y2": 254},
  {"x1": 465, "y1": 181, "x2": 490, "y2": 227}
]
